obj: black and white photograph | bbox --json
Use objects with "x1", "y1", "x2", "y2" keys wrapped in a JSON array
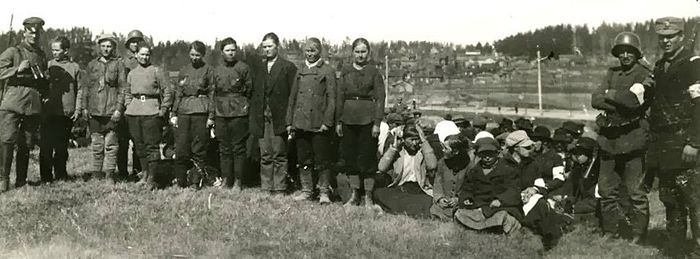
[{"x1": 0, "y1": 0, "x2": 699, "y2": 258}]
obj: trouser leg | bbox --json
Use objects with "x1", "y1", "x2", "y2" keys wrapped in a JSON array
[
  {"x1": 356, "y1": 123, "x2": 378, "y2": 193},
  {"x1": 341, "y1": 124, "x2": 360, "y2": 189},
  {"x1": 296, "y1": 131, "x2": 314, "y2": 192},
  {"x1": 88, "y1": 117, "x2": 107, "y2": 175},
  {"x1": 622, "y1": 154, "x2": 649, "y2": 238},
  {"x1": 39, "y1": 116, "x2": 55, "y2": 182},
  {"x1": 175, "y1": 114, "x2": 193, "y2": 187},
  {"x1": 598, "y1": 156, "x2": 623, "y2": 234},
  {"x1": 216, "y1": 117, "x2": 234, "y2": 186},
  {"x1": 658, "y1": 169, "x2": 689, "y2": 249},
  {"x1": 0, "y1": 111, "x2": 20, "y2": 188},
  {"x1": 117, "y1": 119, "x2": 129, "y2": 179},
  {"x1": 15, "y1": 115, "x2": 38, "y2": 186}
]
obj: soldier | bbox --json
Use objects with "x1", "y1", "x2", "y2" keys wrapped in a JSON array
[
  {"x1": 171, "y1": 41, "x2": 215, "y2": 188},
  {"x1": 0, "y1": 17, "x2": 48, "y2": 190},
  {"x1": 336, "y1": 38, "x2": 386, "y2": 207},
  {"x1": 40, "y1": 36, "x2": 82, "y2": 182},
  {"x1": 123, "y1": 30, "x2": 145, "y2": 73},
  {"x1": 210, "y1": 38, "x2": 251, "y2": 191},
  {"x1": 118, "y1": 29, "x2": 145, "y2": 181},
  {"x1": 80, "y1": 33, "x2": 126, "y2": 180},
  {"x1": 591, "y1": 31, "x2": 651, "y2": 241},
  {"x1": 124, "y1": 43, "x2": 172, "y2": 189},
  {"x1": 647, "y1": 17, "x2": 700, "y2": 256},
  {"x1": 287, "y1": 38, "x2": 336, "y2": 203},
  {"x1": 249, "y1": 33, "x2": 297, "y2": 195}
]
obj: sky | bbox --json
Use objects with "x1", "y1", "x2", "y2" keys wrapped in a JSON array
[{"x1": 0, "y1": 0, "x2": 698, "y2": 46}]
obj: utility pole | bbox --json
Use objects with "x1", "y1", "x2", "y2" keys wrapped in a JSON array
[
  {"x1": 536, "y1": 45, "x2": 543, "y2": 112},
  {"x1": 385, "y1": 41, "x2": 390, "y2": 109}
]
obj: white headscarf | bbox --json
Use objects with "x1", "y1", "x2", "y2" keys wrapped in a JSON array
[
  {"x1": 434, "y1": 120, "x2": 460, "y2": 143},
  {"x1": 472, "y1": 131, "x2": 495, "y2": 143}
]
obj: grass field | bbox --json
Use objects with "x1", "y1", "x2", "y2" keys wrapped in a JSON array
[{"x1": 0, "y1": 148, "x2": 671, "y2": 258}]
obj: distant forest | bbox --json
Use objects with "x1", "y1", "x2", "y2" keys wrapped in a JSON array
[
  {"x1": 494, "y1": 17, "x2": 700, "y2": 58},
  {"x1": 0, "y1": 17, "x2": 696, "y2": 71}
]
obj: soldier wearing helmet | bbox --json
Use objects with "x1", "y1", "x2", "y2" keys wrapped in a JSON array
[
  {"x1": 591, "y1": 31, "x2": 652, "y2": 241},
  {"x1": 123, "y1": 30, "x2": 145, "y2": 72},
  {"x1": 647, "y1": 17, "x2": 700, "y2": 257}
]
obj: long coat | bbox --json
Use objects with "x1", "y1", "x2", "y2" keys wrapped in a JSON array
[
  {"x1": 459, "y1": 156, "x2": 524, "y2": 220},
  {"x1": 249, "y1": 57, "x2": 297, "y2": 137},
  {"x1": 285, "y1": 61, "x2": 336, "y2": 131},
  {"x1": 647, "y1": 47, "x2": 700, "y2": 169}
]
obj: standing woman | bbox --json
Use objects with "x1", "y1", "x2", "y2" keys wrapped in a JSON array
[
  {"x1": 336, "y1": 38, "x2": 386, "y2": 206},
  {"x1": 211, "y1": 37, "x2": 252, "y2": 191},
  {"x1": 171, "y1": 41, "x2": 215, "y2": 187},
  {"x1": 124, "y1": 43, "x2": 173, "y2": 188},
  {"x1": 250, "y1": 33, "x2": 297, "y2": 195},
  {"x1": 286, "y1": 38, "x2": 336, "y2": 204}
]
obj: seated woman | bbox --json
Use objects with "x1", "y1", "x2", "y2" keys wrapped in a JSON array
[
  {"x1": 373, "y1": 124, "x2": 437, "y2": 218},
  {"x1": 431, "y1": 133, "x2": 471, "y2": 221},
  {"x1": 454, "y1": 137, "x2": 523, "y2": 234}
]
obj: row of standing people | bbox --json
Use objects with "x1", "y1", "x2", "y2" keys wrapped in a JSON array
[{"x1": 0, "y1": 16, "x2": 388, "y2": 209}]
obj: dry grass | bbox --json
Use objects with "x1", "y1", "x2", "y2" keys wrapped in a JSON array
[{"x1": 0, "y1": 148, "x2": 669, "y2": 258}]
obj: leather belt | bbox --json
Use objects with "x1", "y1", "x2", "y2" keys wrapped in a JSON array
[
  {"x1": 345, "y1": 95, "x2": 375, "y2": 101},
  {"x1": 132, "y1": 94, "x2": 159, "y2": 102}
]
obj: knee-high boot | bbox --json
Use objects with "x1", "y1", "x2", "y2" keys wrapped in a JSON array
[{"x1": 0, "y1": 144, "x2": 13, "y2": 192}]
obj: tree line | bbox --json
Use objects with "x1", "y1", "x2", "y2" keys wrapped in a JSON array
[{"x1": 494, "y1": 17, "x2": 700, "y2": 59}]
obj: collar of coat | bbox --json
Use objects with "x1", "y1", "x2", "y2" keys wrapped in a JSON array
[
  {"x1": 340, "y1": 62, "x2": 377, "y2": 75},
  {"x1": 18, "y1": 41, "x2": 41, "y2": 53}
]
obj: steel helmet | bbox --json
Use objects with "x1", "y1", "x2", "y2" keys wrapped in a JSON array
[
  {"x1": 126, "y1": 30, "x2": 145, "y2": 46},
  {"x1": 612, "y1": 32, "x2": 642, "y2": 58}
]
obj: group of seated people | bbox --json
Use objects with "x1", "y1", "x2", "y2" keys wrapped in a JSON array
[{"x1": 367, "y1": 112, "x2": 602, "y2": 250}]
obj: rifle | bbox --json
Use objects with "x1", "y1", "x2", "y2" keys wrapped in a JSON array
[{"x1": 0, "y1": 14, "x2": 13, "y2": 105}]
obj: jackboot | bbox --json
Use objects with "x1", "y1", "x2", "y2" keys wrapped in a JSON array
[
  {"x1": 220, "y1": 158, "x2": 234, "y2": 188},
  {"x1": 0, "y1": 144, "x2": 14, "y2": 191},
  {"x1": 39, "y1": 151, "x2": 54, "y2": 183},
  {"x1": 15, "y1": 144, "x2": 29, "y2": 187}
]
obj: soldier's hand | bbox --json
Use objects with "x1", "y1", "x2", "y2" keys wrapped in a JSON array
[
  {"x1": 286, "y1": 125, "x2": 294, "y2": 136},
  {"x1": 682, "y1": 145, "x2": 699, "y2": 163},
  {"x1": 372, "y1": 124, "x2": 380, "y2": 138},
  {"x1": 447, "y1": 197, "x2": 459, "y2": 207},
  {"x1": 170, "y1": 116, "x2": 178, "y2": 128},
  {"x1": 82, "y1": 109, "x2": 91, "y2": 119},
  {"x1": 17, "y1": 60, "x2": 30, "y2": 72},
  {"x1": 489, "y1": 199, "x2": 502, "y2": 208},
  {"x1": 336, "y1": 124, "x2": 343, "y2": 137},
  {"x1": 438, "y1": 198, "x2": 450, "y2": 208},
  {"x1": 111, "y1": 110, "x2": 121, "y2": 122},
  {"x1": 70, "y1": 110, "x2": 81, "y2": 122},
  {"x1": 206, "y1": 119, "x2": 215, "y2": 128},
  {"x1": 318, "y1": 124, "x2": 329, "y2": 132},
  {"x1": 158, "y1": 109, "x2": 168, "y2": 118}
]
